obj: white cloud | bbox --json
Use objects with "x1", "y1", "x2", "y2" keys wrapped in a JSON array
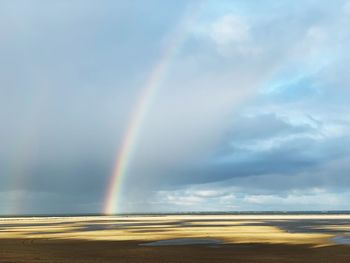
[
  {"x1": 207, "y1": 14, "x2": 261, "y2": 56},
  {"x1": 152, "y1": 187, "x2": 238, "y2": 212},
  {"x1": 152, "y1": 185, "x2": 348, "y2": 212},
  {"x1": 243, "y1": 189, "x2": 341, "y2": 207},
  {"x1": 209, "y1": 14, "x2": 250, "y2": 45}
]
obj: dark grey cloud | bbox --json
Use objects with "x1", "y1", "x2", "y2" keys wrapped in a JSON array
[{"x1": 0, "y1": 0, "x2": 191, "y2": 214}]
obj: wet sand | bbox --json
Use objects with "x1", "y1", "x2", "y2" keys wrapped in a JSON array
[{"x1": 1, "y1": 214, "x2": 350, "y2": 262}]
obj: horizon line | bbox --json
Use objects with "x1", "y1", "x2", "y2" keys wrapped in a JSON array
[{"x1": 2, "y1": 210, "x2": 350, "y2": 218}]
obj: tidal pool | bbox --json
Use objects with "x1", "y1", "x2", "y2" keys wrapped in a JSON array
[{"x1": 332, "y1": 236, "x2": 350, "y2": 245}]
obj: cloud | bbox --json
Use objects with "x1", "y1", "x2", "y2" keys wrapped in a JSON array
[
  {"x1": 149, "y1": 184, "x2": 348, "y2": 212},
  {"x1": 107, "y1": 0, "x2": 350, "y2": 212},
  {"x1": 151, "y1": 187, "x2": 237, "y2": 212},
  {"x1": 0, "y1": 0, "x2": 191, "y2": 214},
  {"x1": 209, "y1": 15, "x2": 250, "y2": 45},
  {"x1": 2, "y1": 0, "x2": 350, "y2": 214}
]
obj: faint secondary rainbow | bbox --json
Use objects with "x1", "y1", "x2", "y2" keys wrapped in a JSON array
[{"x1": 103, "y1": 7, "x2": 200, "y2": 215}]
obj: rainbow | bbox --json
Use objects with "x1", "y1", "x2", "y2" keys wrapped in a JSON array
[{"x1": 103, "y1": 6, "x2": 200, "y2": 215}]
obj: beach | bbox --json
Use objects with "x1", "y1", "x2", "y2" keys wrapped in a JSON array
[{"x1": 1, "y1": 214, "x2": 350, "y2": 262}]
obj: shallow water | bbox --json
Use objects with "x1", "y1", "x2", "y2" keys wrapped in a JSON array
[
  {"x1": 332, "y1": 236, "x2": 350, "y2": 245},
  {"x1": 140, "y1": 238, "x2": 223, "y2": 246}
]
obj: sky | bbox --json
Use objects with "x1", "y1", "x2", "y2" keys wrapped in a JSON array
[{"x1": 1, "y1": 0, "x2": 350, "y2": 214}]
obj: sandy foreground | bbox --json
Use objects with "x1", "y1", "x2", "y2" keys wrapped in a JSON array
[{"x1": 1, "y1": 214, "x2": 350, "y2": 262}]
